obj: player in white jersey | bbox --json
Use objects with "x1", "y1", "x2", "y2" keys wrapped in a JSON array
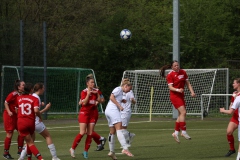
[
  {"x1": 121, "y1": 89, "x2": 136, "y2": 147},
  {"x1": 105, "y1": 78, "x2": 134, "y2": 160},
  {"x1": 220, "y1": 78, "x2": 240, "y2": 160},
  {"x1": 18, "y1": 83, "x2": 60, "y2": 160}
]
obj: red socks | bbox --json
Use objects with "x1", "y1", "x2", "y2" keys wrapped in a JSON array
[
  {"x1": 84, "y1": 135, "x2": 92, "y2": 151},
  {"x1": 227, "y1": 134, "x2": 235, "y2": 150},
  {"x1": 92, "y1": 131, "x2": 101, "y2": 145},
  {"x1": 71, "y1": 134, "x2": 83, "y2": 150},
  {"x1": 179, "y1": 122, "x2": 186, "y2": 131},
  {"x1": 29, "y1": 145, "x2": 43, "y2": 160},
  {"x1": 175, "y1": 122, "x2": 180, "y2": 131},
  {"x1": 4, "y1": 137, "x2": 11, "y2": 154},
  {"x1": 17, "y1": 135, "x2": 24, "y2": 153}
]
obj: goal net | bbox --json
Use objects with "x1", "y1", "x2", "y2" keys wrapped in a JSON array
[
  {"x1": 121, "y1": 69, "x2": 229, "y2": 119},
  {"x1": 0, "y1": 66, "x2": 103, "y2": 114}
]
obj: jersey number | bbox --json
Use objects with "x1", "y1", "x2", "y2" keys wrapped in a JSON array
[{"x1": 19, "y1": 103, "x2": 32, "y2": 115}]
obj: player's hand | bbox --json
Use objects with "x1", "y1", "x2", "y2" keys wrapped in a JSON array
[
  {"x1": 45, "y1": 102, "x2": 51, "y2": 110},
  {"x1": 91, "y1": 90, "x2": 98, "y2": 94},
  {"x1": 8, "y1": 111, "x2": 13, "y2": 116},
  {"x1": 179, "y1": 88, "x2": 184, "y2": 93},
  {"x1": 41, "y1": 102, "x2": 45, "y2": 106},
  {"x1": 191, "y1": 92, "x2": 196, "y2": 97},
  {"x1": 122, "y1": 99, "x2": 127, "y2": 103},
  {"x1": 119, "y1": 106, "x2": 124, "y2": 111},
  {"x1": 219, "y1": 108, "x2": 225, "y2": 113}
]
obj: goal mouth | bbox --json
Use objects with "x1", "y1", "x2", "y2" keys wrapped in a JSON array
[{"x1": 121, "y1": 69, "x2": 229, "y2": 119}]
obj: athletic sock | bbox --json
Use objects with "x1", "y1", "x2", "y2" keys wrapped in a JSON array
[
  {"x1": 71, "y1": 134, "x2": 83, "y2": 150},
  {"x1": 4, "y1": 137, "x2": 11, "y2": 155},
  {"x1": 92, "y1": 131, "x2": 101, "y2": 145},
  {"x1": 179, "y1": 122, "x2": 186, "y2": 131},
  {"x1": 122, "y1": 129, "x2": 130, "y2": 144},
  {"x1": 19, "y1": 145, "x2": 27, "y2": 159},
  {"x1": 84, "y1": 134, "x2": 92, "y2": 151},
  {"x1": 29, "y1": 145, "x2": 43, "y2": 160},
  {"x1": 17, "y1": 135, "x2": 24, "y2": 153},
  {"x1": 237, "y1": 152, "x2": 240, "y2": 160},
  {"x1": 175, "y1": 122, "x2": 180, "y2": 132},
  {"x1": 27, "y1": 145, "x2": 32, "y2": 160},
  {"x1": 116, "y1": 130, "x2": 128, "y2": 150},
  {"x1": 108, "y1": 133, "x2": 115, "y2": 153},
  {"x1": 48, "y1": 143, "x2": 57, "y2": 158},
  {"x1": 227, "y1": 134, "x2": 235, "y2": 150}
]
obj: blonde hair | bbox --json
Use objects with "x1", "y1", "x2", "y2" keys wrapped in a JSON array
[
  {"x1": 86, "y1": 74, "x2": 94, "y2": 83},
  {"x1": 121, "y1": 78, "x2": 132, "y2": 86}
]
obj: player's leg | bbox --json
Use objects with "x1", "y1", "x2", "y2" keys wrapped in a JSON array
[
  {"x1": 69, "y1": 123, "x2": 86, "y2": 158},
  {"x1": 82, "y1": 123, "x2": 95, "y2": 159},
  {"x1": 178, "y1": 106, "x2": 191, "y2": 140},
  {"x1": 39, "y1": 126, "x2": 60, "y2": 160},
  {"x1": 225, "y1": 121, "x2": 238, "y2": 157},
  {"x1": 3, "y1": 112, "x2": 15, "y2": 159},
  {"x1": 24, "y1": 134, "x2": 43, "y2": 160}
]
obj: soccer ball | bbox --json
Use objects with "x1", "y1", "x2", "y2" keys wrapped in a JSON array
[{"x1": 120, "y1": 29, "x2": 132, "y2": 40}]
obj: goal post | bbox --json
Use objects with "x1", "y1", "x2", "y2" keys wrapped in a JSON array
[
  {"x1": 121, "y1": 68, "x2": 229, "y2": 119},
  {"x1": 0, "y1": 66, "x2": 104, "y2": 114}
]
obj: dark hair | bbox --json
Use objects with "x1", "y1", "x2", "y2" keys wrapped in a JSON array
[
  {"x1": 159, "y1": 60, "x2": 178, "y2": 78},
  {"x1": 34, "y1": 83, "x2": 44, "y2": 92},
  {"x1": 234, "y1": 78, "x2": 240, "y2": 83},
  {"x1": 23, "y1": 83, "x2": 34, "y2": 95},
  {"x1": 14, "y1": 79, "x2": 24, "y2": 91}
]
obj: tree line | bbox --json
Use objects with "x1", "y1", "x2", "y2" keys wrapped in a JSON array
[{"x1": 0, "y1": 0, "x2": 240, "y2": 104}]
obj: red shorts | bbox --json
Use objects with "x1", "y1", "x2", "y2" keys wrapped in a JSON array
[
  {"x1": 3, "y1": 111, "x2": 17, "y2": 133},
  {"x1": 230, "y1": 116, "x2": 238, "y2": 125},
  {"x1": 78, "y1": 110, "x2": 95, "y2": 123},
  {"x1": 170, "y1": 95, "x2": 185, "y2": 109},
  {"x1": 17, "y1": 118, "x2": 35, "y2": 137}
]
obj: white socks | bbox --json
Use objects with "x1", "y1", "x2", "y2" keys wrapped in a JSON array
[
  {"x1": 116, "y1": 130, "x2": 128, "y2": 150},
  {"x1": 19, "y1": 145, "x2": 27, "y2": 159},
  {"x1": 48, "y1": 143, "x2": 57, "y2": 158},
  {"x1": 122, "y1": 129, "x2": 130, "y2": 144},
  {"x1": 108, "y1": 133, "x2": 115, "y2": 152},
  {"x1": 236, "y1": 152, "x2": 240, "y2": 160}
]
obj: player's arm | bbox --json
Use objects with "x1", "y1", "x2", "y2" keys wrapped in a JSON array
[
  {"x1": 34, "y1": 107, "x2": 42, "y2": 121},
  {"x1": 4, "y1": 102, "x2": 13, "y2": 116},
  {"x1": 99, "y1": 94, "x2": 105, "y2": 104},
  {"x1": 40, "y1": 102, "x2": 51, "y2": 114},
  {"x1": 110, "y1": 93, "x2": 123, "y2": 111},
  {"x1": 82, "y1": 90, "x2": 91, "y2": 105},
  {"x1": 168, "y1": 84, "x2": 184, "y2": 93},
  {"x1": 131, "y1": 98, "x2": 136, "y2": 104},
  {"x1": 186, "y1": 80, "x2": 196, "y2": 97},
  {"x1": 220, "y1": 108, "x2": 235, "y2": 115}
]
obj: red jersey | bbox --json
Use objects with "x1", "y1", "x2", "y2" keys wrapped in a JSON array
[
  {"x1": 80, "y1": 88, "x2": 98, "y2": 111},
  {"x1": 16, "y1": 95, "x2": 39, "y2": 121},
  {"x1": 166, "y1": 69, "x2": 188, "y2": 96},
  {"x1": 4, "y1": 91, "x2": 19, "y2": 114}
]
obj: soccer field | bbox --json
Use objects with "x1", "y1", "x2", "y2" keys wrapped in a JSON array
[{"x1": 0, "y1": 116, "x2": 238, "y2": 160}]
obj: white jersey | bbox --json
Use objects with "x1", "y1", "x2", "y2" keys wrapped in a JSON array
[
  {"x1": 231, "y1": 95, "x2": 240, "y2": 123},
  {"x1": 121, "y1": 90, "x2": 135, "y2": 113},
  {"x1": 32, "y1": 93, "x2": 41, "y2": 125},
  {"x1": 106, "y1": 86, "x2": 123, "y2": 111}
]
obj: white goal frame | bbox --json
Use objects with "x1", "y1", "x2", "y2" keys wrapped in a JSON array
[{"x1": 121, "y1": 68, "x2": 229, "y2": 120}]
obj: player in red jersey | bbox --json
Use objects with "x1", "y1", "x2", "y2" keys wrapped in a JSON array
[
  {"x1": 222, "y1": 78, "x2": 240, "y2": 157},
  {"x1": 3, "y1": 80, "x2": 25, "y2": 159},
  {"x1": 160, "y1": 60, "x2": 196, "y2": 143},
  {"x1": 16, "y1": 83, "x2": 43, "y2": 160},
  {"x1": 69, "y1": 75, "x2": 100, "y2": 159}
]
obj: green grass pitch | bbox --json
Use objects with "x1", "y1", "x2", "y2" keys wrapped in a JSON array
[{"x1": 0, "y1": 116, "x2": 238, "y2": 160}]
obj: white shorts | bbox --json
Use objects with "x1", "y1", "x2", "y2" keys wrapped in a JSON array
[
  {"x1": 238, "y1": 125, "x2": 240, "y2": 141},
  {"x1": 121, "y1": 112, "x2": 131, "y2": 127},
  {"x1": 105, "y1": 108, "x2": 122, "y2": 127},
  {"x1": 35, "y1": 122, "x2": 46, "y2": 134}
]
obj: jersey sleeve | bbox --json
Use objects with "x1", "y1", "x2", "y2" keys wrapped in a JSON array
[
  {"x1": 183, "y1": 70, "x2": 188, "y2": 81},
  {"x1": 112, "y1": 87, "x2": 121, "y2": 97},
  {"x1": 166, "y1": 73, "x2": 173, "y2": 85},
  {"x1": 5, "y1": 92, "x2": 15, "y2": 104},
  {"x1": 231, "y1": 96, "x2": 240, "y2": 110},
  {"x1": 81, "y1": 90, "x2": 87, "y2": 100}
]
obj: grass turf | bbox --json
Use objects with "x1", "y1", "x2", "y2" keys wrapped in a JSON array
[{"x1": 0, "y1": 117, "x2": 238, "y2": 160}]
